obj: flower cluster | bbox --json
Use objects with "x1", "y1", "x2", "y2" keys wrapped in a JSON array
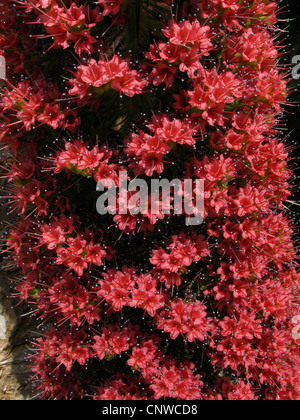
[
  {"x1": 156, "y1": 298, "x2": 213, "y2": 342},
  {"x1": 1, "y1": 75, "x2": 80, "y2": 138},
  {"x1": 54, "y1": 140, "x2": 120, "y2": 185},
  {"x1": 129, "y1": 342, "x2": 203, "y2": 400},
  {"x1": 27, "y1": 1, "x2": 104, "y2": 54},
  {"x1": 0, "y1": 0, "x2": 299, "y2": 401},
  {"x1": 124, "y1": 113, "x2": 199, "y2": 176},
  {"x1": 151, "y1": 232, "x2": 210, "y2": 288},
  {"x1": 146, "y1": 19, "x2": 213, "y2": 84},
  {"x1": 39, "y1": 216, "x2": 109, "y2": 276},
  {"x1": 69, "y1": 55, "x2": 149, "y2": 103},
  {"x1": 97, "y1": 266, "x2": 165, "y2": 316}
]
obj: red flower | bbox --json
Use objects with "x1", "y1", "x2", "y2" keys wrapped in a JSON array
[
  {"x1": 37, "y1": 103, "x2": 65, "y2": 129},
  {"x1": 125, "y1": 131, "x2": 171, "y2": 176},
  {"x1": 130, "y1": 274, "x2": 165, "y2": 317},
  {"x1": 97, "y1": 267, "x2": 136, "y2": 312},
  {"x1": 2, "y1": 0, "x2": 299, "y2": 402},
  {"x1": 71, "y1": 30, "x2": 96, "y2": 55},
  {"x1": 205, "y1": 155, "x2": 234, "y2": 182},
  {"x1": 40, "y1": 224, "x2": 65, "y2": 250},
  {"x1": 150, "y1": 62, "x2": 177, "y2": 88},
  {"x1": 157, "y1": 298, "x2": 212, "y2": 342},
  {"x1": 86, "y1": 243, "x2": 107, "y2": 265},
  {"x1": 69, "y1": 56, "x2": 148, "y2": 100},
  {"x1": 97, "y1": 0, "x2": 123, "y2": 16},
  {"x1": 76, "y1": 146, "x2": 104, "y2": 171},
  {"x1": 128, "y1": 344, "x2": 156, "y2": 371},
  {"x1": 111, "y1": 69, "x2": 149, "y2": 97},
  {"x1": 163, "y1": 20, "x2": 211, "y2": 52}
]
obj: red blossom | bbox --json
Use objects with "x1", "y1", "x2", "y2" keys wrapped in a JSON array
[{"x1": 1, "y1": 0, "x2": 299, "y2": 402}]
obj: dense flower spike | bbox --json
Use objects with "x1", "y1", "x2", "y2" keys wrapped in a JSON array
[{"x1": 0, "y1": 0, "x2": 299, "y2": 401}]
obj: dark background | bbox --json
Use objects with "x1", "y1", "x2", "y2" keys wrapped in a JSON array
[{"x1": 281, "y1": 0, "x2": 300, "y2": 227}]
